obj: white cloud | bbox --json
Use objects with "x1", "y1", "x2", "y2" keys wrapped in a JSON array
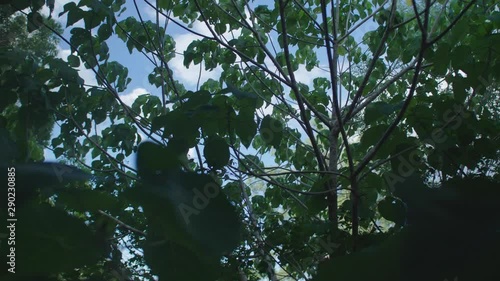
[
  {"x1": 294, "y1": 65, "x2": 331, "y2": 87},
  {"x1": 261, "y1": 96, "x2": 276, "y2": 116},
  {"x1": 170, "y1": 23, "x2": 221, "y2": 87},
  {"x1": 139, "y1": 5, "x2": 222, "y2": 87},
  {"x1": 57, "y1": 48, "x2": 71, "y2": 59},
  {"x1": 163, "y1": 18, "x2": 245, "y2": 88},
  {"x1": 142, "y1": 4, "x2": 169, "y2": 26},
  {"x1": 120, "y1": 87, "x2": 148, "y2": 107},
  {"x1": 188, "y1": 147, "x2": 196, "y2": 159},
  {"x1": 169, "y1": 33, "x2": 222, "y2": 88},
  {"x1": 190, "y1": 21, "x2": 212, "y2": 35},
  {"x1": 143, "y1": 4, "x2": 158, "y2": 19}
]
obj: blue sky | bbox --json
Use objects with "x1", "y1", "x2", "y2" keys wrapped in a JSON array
[
  {"x1": 42, "y1": 0, "x2": 378, "y2": 171},
  {"x1": 33, "y1": 1, "x2": 384, "y2": 279}
]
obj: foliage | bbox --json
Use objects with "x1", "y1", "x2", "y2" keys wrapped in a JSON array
[
  {"x1": 0, "y1": 6, "x2": 62, "y2": 59},
  {"x1": 0, "y1": 2, "x2": 63, "y2": 163},
  {"x1": 1, "y1": 0, "x2": 499, "y2": 280}
]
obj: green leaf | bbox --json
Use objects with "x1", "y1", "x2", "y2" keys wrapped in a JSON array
[
  {"x1": 144, "y1": 239, "x2": 220, "y2": 281},
  {"x1": 304, "y1": 177, "x2": 329, "y2": 215},
  {"x1": 0, "y1": 127, "x2": 17, "y2": 165},
  {"x1": 133, "y1": 142, "x2": 241, "y2": 257},
  {"x1": 66, "y1": 5, "x2": 84, "y2": 27},
  {"x1": 59, "y1": 2, "x2": 76, "y2": 17},
  {"x1": 0, "y1": 89, "x2": 17, "y2": 113},
  {"x1": 488, "y1": 12, "x2": 500, "y2": 24},
  {"x1": 67, "y1": 54, "x2": 80, "y2": 67},
  {"x1": 1, "y1": 203, "x2": 106, "y2": 276},
  {"x1": 27, "y1": 12, "x2": 43, "y2": 33},
  {"x1": 259, "y1": 115, "x2": 283, "y2": 148},
  {"x1": 97, "y1": 24, "x2": 112, "y2": 40},
  {"x1": 184, "y1": 90, "x2": 212, "y2": 109},
  {"x1": 7, "y1": 0, "x2": 30, "y2": 11},
  {"x1": 136, "y1": 142, "x2": 181, "y2": 183},
  {"x1": 337, "y1": 45, "x2": 347, "y2": 56},
  {"x1": 53, "y1": 147, "x2": 64, "y2": 158},
  {"x1": 57, "y1": 189, "x2": 121, "y2": 213},
  {"x1": 152, "y1": 111, "x2": 199, "y2": 147},
  {"x1": 364, "y1": 101, "x2": 400, "y2": 125},
  {"x1": 204, "y1": 136, "x2": 230, "y2": 169},
  {"x1": 389, "y1": 141, "x2": 419, "y2": 172},
  {"x1": 313, "y1": 231, "x2": 404, "y2": 281},
  {"x1": 92, "y1": 108, "x2": 107, "y2": 124},
  {"x1": 226, "y1": 83, "x2": 258, "y2": 99},
  {"x1": 359, "y1": 124, "x2": 388, "y2": 151},
  {"x1": 378, "y1": 196, "x2": 406, "y2": 225},
  {"x1": 235, "y1": 107, "x2": 257, "y2": 148},
  {"x1": 31, "y1": 0, "x2": 44, "y2": 10}
]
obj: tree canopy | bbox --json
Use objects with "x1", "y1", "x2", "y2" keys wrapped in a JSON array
[{"x1": 1, "y1": 0, "x2": 499, "y2": 280}]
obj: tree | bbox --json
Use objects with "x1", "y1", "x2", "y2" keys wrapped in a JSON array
[
  {"x1": 1, "y1": 2, "x2": 124, "y2": 281},
  {"x1": 0, "y1": 3, "x2": 63, "y2": 162},
  {"x1": 0, "y1": 5, "x2": 61, "y2": 59},
  {"x1": 1, "y1": 0, "x2": 499, "y2": 280}
]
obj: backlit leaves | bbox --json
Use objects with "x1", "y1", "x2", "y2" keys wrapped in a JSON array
[
  {"x1": 129, "y1": 142, "x2": 241, "y2": 279},
  {"x1": 2, "y1": 0, "x2": 499, "y2": 280},
  {"x1": 204, "y1": 136, "x2": 230, "y2": 169},
  {"x1": 259, "y1": 115, "x2": 284, "y2": 148}
]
